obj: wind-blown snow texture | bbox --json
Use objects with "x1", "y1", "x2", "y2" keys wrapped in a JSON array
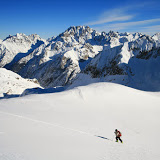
[
  {"x1": 0, "y1": 83, "x2": 160, "y2": 160},
  {"x1": 0, "y1": 26, "x2": 160, "y2": 91}
]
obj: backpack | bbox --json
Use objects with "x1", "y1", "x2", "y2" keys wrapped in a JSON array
[{"x1": 118, "y1": 131, "x2": 122, "y2": 137}]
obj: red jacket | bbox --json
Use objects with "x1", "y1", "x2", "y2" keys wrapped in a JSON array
[{"x1": 115, "y1": 130, "x2": 122, "y2": 137}]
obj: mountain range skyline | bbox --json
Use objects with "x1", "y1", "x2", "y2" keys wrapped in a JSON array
[
  {"x1": 1, "y1": 24, "x2": 160, "y2": 42},
  {"x1": 0, "y1": 0, "x2": 160, "y2": 40},
  {"x1": 0, "y1": 25, "x2": 160, "y2": 93}
]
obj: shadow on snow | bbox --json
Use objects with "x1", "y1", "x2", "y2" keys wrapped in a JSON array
[{"x1": 0, "y1": 86, "x2": 65, "y2": 100}]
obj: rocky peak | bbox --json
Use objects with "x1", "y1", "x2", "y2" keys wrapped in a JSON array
[
  {"x1": 1, "y1": 26, "x2": 160, "y2": 90},
  {"x1": 3, "y1": 33, "x2": 42, "y2": 44},
  {"x1": 28, "y1": 34, "x2": 41, "y2": 42},
  {"x1": 101, "y1": 31, "x2": 107, "y2": 37},
  {"x1": 47, "y1": 36, "x2": 56, "y2": 42},
  {"x1": 152, "y1": 32, "x2": 160, "y2": 41},
  {"x1": 66, "y1": 26, "x2": 94, "y2": 35},
  {"x1": 58, "y1": 26, "x2": 98, "y2": 40},
  {"x1": 107, "y1": 31, "x2": 119, "y2": 38}
]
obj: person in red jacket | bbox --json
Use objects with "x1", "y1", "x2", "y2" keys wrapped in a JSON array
[{"x1": 114, "y1": 129, "x2": 123, "y2": 143}]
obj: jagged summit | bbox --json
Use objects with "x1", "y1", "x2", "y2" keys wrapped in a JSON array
[
  {"x1": 62, "y1": 26, "x2": 96, "y2": 36},
  {"x1": 0, "y1": 33, "x2": 45, "y2": 67},
  {"x1": 47, "y1": 36, "x2": 56, "y2": 42},
  {"x1": 107, "y1": 30, "x2": 119, "y2": 38},
  {"x1": 3, "y1": 33, "x2": 42, "y2": 43},
  {"x1": 0, "y1": 26, "x2": 160, "y2": 91},
  {"x1": 54, "y1": 26, "x2": 101, "y2": 44},
  {"x1": 152, "y1": 32, "x2": 160, "y2": 41}
]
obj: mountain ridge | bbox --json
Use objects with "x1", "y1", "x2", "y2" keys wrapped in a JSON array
[{"x1": 0, "y1": 26, "x2": 160, "y2": 91}]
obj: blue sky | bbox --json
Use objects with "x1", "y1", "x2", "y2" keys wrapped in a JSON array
[{"x1": 0, "y1": 0, "x2": 160, "y2": 39}]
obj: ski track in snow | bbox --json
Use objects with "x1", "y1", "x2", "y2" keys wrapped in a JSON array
[
  {"x1": 0, "y1": 110, "x2": 152, "y2": 160},
  {"x1": 0, "y1": 81, "x2": 159, "y2": 160},
  {"x1": 0, "y1": 110, "x2": 94, "y2": 137}
]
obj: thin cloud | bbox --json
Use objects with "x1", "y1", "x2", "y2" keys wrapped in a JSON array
[
  {"x1": 85, "y1": 3, "x2": 160, "y2": 35},
  {"x1": 86, "y1": 15, "x2": 133, "y2": 26},
  {"x1": 85, "y1": 8, "x2": 134, "y2": 26},
  {"x1": 113, "y1": 18, "x2": 160, "y2": 28},
  {"x1": 142, "y1": 25, "x2": 160, "y2": 30},
  {"x1": 94, "y1": 18, "x2": 160, "y2": 33},
  {"x1": 139, "y1": 25, "x2": 160, "y2": 35}
]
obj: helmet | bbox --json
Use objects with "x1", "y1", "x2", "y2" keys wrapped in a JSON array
[{"x1": 115, "y1": 129, "x2": 118, "y2": 131}]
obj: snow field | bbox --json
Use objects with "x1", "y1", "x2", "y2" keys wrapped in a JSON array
[{"x1": 0, "y1": 82, "x2": 160, "y2": 160}]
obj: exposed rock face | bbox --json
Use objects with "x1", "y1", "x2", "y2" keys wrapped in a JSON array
[
  {"x1": 0, "y1": 27, "x2": 160, "y2": 91},
  {"x1": 0, "y1": 33, "x2": 46, "y2": 68}
]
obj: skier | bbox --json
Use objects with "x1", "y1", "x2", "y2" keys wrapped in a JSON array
[{"x1": 114, "y1": 129, "x2": 123, "y2": 143}]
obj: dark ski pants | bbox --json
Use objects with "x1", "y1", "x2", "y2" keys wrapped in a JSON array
[{"x1": 116, "y1": 136, "x2": 123, "y2": 143}]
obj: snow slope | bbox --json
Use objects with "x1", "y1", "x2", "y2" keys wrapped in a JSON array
[
  {"x1": 0, "y1": 68, "x2": 41, "y2": 97},
  {"x1": 0, "y1": 82, "x2": 160, "y2": 160}
]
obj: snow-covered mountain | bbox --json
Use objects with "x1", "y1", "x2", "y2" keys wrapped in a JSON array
[
  {"x1": 0, "y1": 68, "x2": 41, "y2": 97},
  {"x1": 5, "y1": 26, "x2": 104, "y2": 88},
  {"x1": 1, "y1": 26, "x2": 160, "y2": 91},
  {"x1": 152, "y1": 32, "x2": 160, "y2": 41},
  {"x1": 73, "y1": 33, "x2": 160, "y2": 91},
  {"x1": 0, "y1": 33, "x2": 46, "y2": 68}
]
